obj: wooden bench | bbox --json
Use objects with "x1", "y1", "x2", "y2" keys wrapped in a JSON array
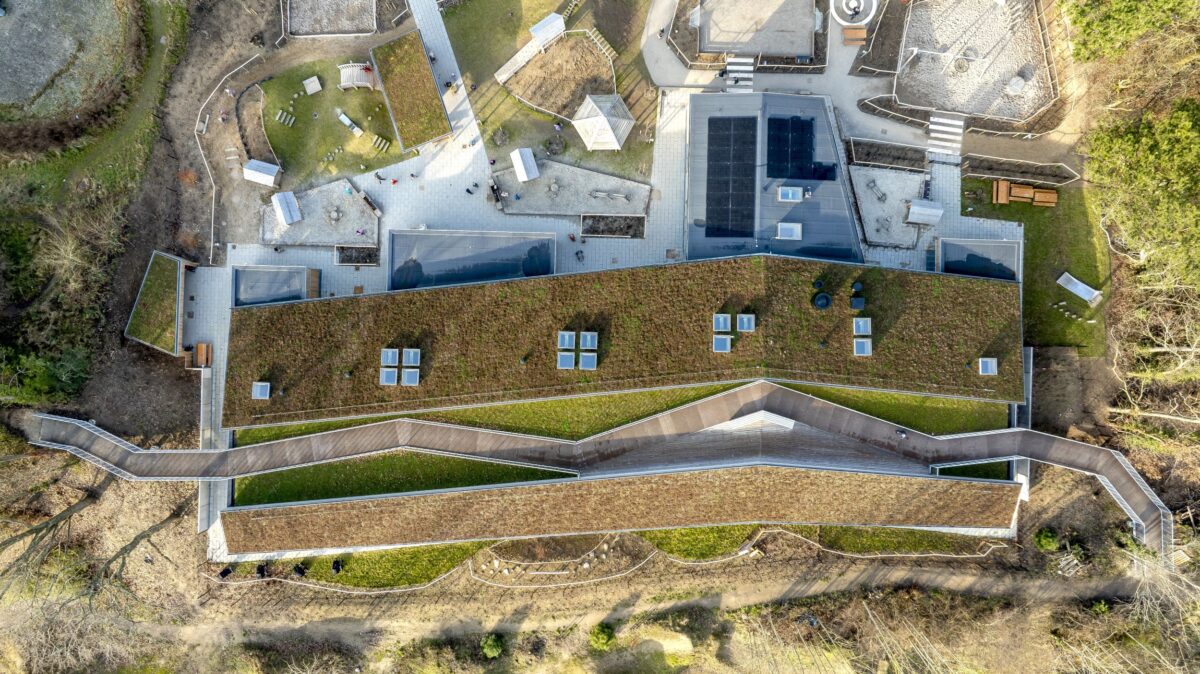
[
  {"x1": 992, "y1": 179, "x2": 1010, "y2": 205},
  {"x1": 1008, "y1": 183, "x2": 1035, "y2": 203},
  {"x1": 843, "y1": 27, "x2": 868, "y2": 46},
  {"x1": 1033, "y1": 188, "x2": 1058, "y2": 207}
]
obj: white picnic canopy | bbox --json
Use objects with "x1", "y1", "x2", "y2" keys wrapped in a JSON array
[
  {"x1": 572, "y1": 95, "x2": 635, "y2": 151},
  {"x1": 1057, "y1": 272, "x2": 1102, "y2": 306},
  {"x1": 510, "y1": 148, "x2": 540, "y2": 182},
  {"x1": 905, "y1": 199, "x2": 944, "y2": 225},
  {"x1": 243, "y1": 159, "x2": 281, "y2": 187},
  {"x1": 272, "y1": 192, "x2": 302, "y2": 227},
  {"x1": 529, "y1": 13, "x2": 566, "y2": 48}
]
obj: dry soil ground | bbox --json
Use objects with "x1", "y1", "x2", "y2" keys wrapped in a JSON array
[{"x1": 506, "y1": 34, "x2": 616, "y2": 118}]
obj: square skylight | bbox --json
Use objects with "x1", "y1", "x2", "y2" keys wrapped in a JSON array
[
  {"x1": 380, "y1": 348, "x2": 400, "y2": 367},
  {"x1": 401, "y1": 368, "x2": 420, "y2": 386},
  {"x1": 853, "y1": 317, "x2": 872, "y2": 336},
  {"x1": 579, "y1": 352, "x2": 598, "y2": 370},
  {"x1": 557, "y1": 351, "x2": 576, "y2": 369},
  {"x1": 713, "y1": 313, "x2": 731, "y2": 332},
  {"x1": 379, "y1": 368, "x2": 398, "y2": 386},
  {"x1": 713, "y1": 335, "x2": 732, "y2": 353},
  {"x1": 778, "y1": 186, "x2": 804, "y2": 202},
  {"x1": 402, "y1": 348, "x2": 421, "y2": 367},
  {"x1": 978, "y1": 357, "x2": 998, "y2": 376},
  {"x1": 251, "y1": 382, "x2": 271, "y2": 399},
  {"x1": 736, "y1": 314, "x2": 756, "y2": 332},
  {"x1": 853, "y1": 338, "x2": 873, "y2": 357},
  {"x1": 557, "y1": 331, "x2": 576, "y2": 349},
  {"x1": 850, "y1": 296, "x2": 866, "y2": 311},
  {"x1": 579, "y1": 331, "x2": 599, "y2": 350}
]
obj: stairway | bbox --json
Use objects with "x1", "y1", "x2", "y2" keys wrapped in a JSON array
[
  {"x1": 562, "y1": 0, "x2": 583, "y2": 21},
  {"x1": 725, "y1": 56, "x2": 755, "y2": 90},
  {"x1": 586, "y1": 28, "x2": 617, "y2": 60}
]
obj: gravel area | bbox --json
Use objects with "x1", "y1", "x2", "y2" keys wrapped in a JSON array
[
  {"x1": 895, "y1": 0, "x2": 1054, "y2": 120},
  {"x1": 289, "y1": 0, "x2": 377, "y2": 36}
]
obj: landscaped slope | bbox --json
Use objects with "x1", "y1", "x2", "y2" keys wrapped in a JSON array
[
  {"x1": 125, "y1": 251, "x2": 181, "y2": 354},
  {"x1": 223, "y1": 256, "x2": 1024, "y2": 426},
  {"x1": 372, "y1": 31, "x2": 451, "y2": 149}
]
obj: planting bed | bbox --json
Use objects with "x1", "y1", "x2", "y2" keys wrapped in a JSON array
[
  {"x1": 582, "y1": 214, "x2": 645, "y2": 238},
  {"x1": 223, "y1": 256, "x2": 1024, "y2": 426}
]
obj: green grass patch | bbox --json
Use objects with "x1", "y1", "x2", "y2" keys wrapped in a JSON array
[
  {"x1": 372, "y1": 31, "x2": 451, "y2": 149},
  {"x1": 409, "y1": 384, "x2": 739, "y2": 439},
  {"x1": 938, "y1": 461, "x2": 1011, "y2": 480},
  {"x1": 785, "y1": 383, "x2": 1010, "y2": 435},
  {"x1": 638, "y1": 525, "x2": 759, "y2": 560},
  {"x1": 962, "y1": 179, "x2": 1109, "y2": 356},
  {"x1": 817, "y1": 526, "x2": 981, "y2": 555},
  {"x1": 299, "y1": 542, "x2": 488, "y2": 588},
  {"x1": 232, "y1": 449, "x2": 572, "y2": 506},
  {"x1": 260, "y1": 58, "x2": 400, "y2": 188},
  {"x1": 234, "y1": 414, "x2": 406, "y2": 446},
  {"x1": 125, "y1": 251, "x2": 180, "y2": 353}
]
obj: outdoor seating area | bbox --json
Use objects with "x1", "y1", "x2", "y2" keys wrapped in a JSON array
[{"x1": 992, "y1": 179, "x2": 1058, "y2": 207}]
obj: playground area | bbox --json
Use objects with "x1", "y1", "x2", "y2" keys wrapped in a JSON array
[
  {"x1": 895, "y1": 0, "x2": 1054, "y2": 120},
  {"x1": 258, "y1": 58, "x2": 398, "y2": 188}
]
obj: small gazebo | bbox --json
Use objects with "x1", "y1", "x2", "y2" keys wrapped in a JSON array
[{"x1": 571, "y1": 95, "x2": 635, "y2": 152}]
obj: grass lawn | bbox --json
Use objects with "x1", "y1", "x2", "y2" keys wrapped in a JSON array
[
  {"x1": 939, "y1": 461, "x2": 1012, "y2": 480},
  {"x1": 784, "y1": 383, "x2": 1010, "y2": 435},
  {"x1": 234, "y1": 414, "x2": 405, "y2": 446},
  {"x1": 962, "y1": 179, "x2": 1109, "y2": 356},
  {"x1": 124, "y1": 252, "x2": 180, "y2": 354},
  {"x1": 225, "y1": 256, "x2": 1024, "y2": 426},
  {"x1": 640, "y1": 524, "x2": 983, "y2": 559},
  {"x1": 372, "y1": 31, "x2": 451, "y2": 150},
  {"x1": 231, "y1": 448, "x2": 573, "y2": 506},
  {"x1": 260, "y1": 58, "x2": 399, "y2": 188},
  {"x1": 445, "y1": 0, "x2": 657, "y2": 181}
]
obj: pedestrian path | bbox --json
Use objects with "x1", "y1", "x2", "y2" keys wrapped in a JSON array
[
  {"x1": 724, "y1": 56, "x2": 755, "y2": 90},
  {"x1": 927, "y1": 111, "x2": 966, "y2": 155}
]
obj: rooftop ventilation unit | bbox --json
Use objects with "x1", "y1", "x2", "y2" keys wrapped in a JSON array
[
  {"x1": 853, "y1": 317, "x2": 872, "y2": 336},
  {"x1": 853, "y1": 338, "x2": 873, "y2": 357},
  {"x1": 379, "y1": 368, "x2": 398, "y2": 386},
  {"x1": 557, "y1": 331, "x2": 576, "y2": 350},
  {"x1": 736, "y1": 314, "x2": 756, "y2": 332},
  {"x1": 579, "y1": 331, "x2": 599, "y2": 350},
  {"x1": 978, "y1": 357, "x2": 998, "y2": 376},
  {"x1": 380, "y1": 348, "x2": 400, "y2": 367},
  {"x1": 713, "y1": 335, "x2": 733, "y2": 353},
  {"x1": 402, "y1": 348, "x2": 421, "y2": 367},
  {"x1": 401, "y1": 368, "x2": 421, "y2": 386},
  {"x1": 713, "y1": 313, "x2": 732, "y2": 332},
  {"x1": 251, "y1": 382, "x2": 271, "y2": 399},
  {"x1": 579, "y1": 352, "x2": 598, "y2": 371},
  {"x1": 557, "y1": 352, "x2": 576, "y2": 369}
]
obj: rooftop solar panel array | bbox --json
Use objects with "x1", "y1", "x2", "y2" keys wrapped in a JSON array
[
  {"x1": 705, "y1": 117, "x2": 758, "y2": 237},
  {"x1": 766, "y1": 116, "x2": 836, "y2": 181}
]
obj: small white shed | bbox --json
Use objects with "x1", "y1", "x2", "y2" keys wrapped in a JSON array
[
  {"x1": 530, "y1": 13, "x2": 566, "y2": 49},
  {"x1": 271, "y1": 191, "x2": 302, "y2": 228},
  {"x1": 905, "y1": 199, "x2": 944, "y2": 226},
  {"x1": 243, "y1": 160, "x2": 281, "y2": 187},
  {"x1": 510, "y1": 148, "x2": 540, "y2": 183}
]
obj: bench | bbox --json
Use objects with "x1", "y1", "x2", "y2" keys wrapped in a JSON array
[
  {"x1": 1008, "y1": 183, "x2": 1035, "y2": 203},
  {"x1": 1033, "y1": 188, "x2": 1058, "y2": 207},
  {"x1": 992, "y1": 179, "x2": 1010, "y2": 205},
  {"x1": 843, "y1": 27, "x2": 868, "y2": 46}
]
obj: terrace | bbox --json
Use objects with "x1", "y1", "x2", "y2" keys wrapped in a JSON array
[{"x1": 222, "y1": 255, "x2": 1024, "y2": 427}]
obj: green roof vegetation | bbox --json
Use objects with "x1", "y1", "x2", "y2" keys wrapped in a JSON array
[
  {"x1": 229, "y1": 542, "x2": 489, "y2": 589},
  {"x1": 259, "y1": 58, "x2": 401, "y2": 188},
  {"x1": 224, "y1": 256, "x2": 1024, "y2": 427},
  {"x1": 125, "y1": 252, "x2": 181, "y2": 354},
  {"x1": 640, "y1": 524, "x2": 986, "y2": 560},
  {"x1": 938, "y1": 461, "x2": 1012, "y2": 481},
  {"x1": 638, "y1": 525, "x2": 761, "y2": 560},
  {"x1": 372, "y1": 31, "x2": 451, "y2": 149},
  {"x1": 785, "y1": 383, "x2": 1011, "y2": 436},
  {"x1": 962, "y1": 179, "x2": 1108, "y2": 357},
  {"x1": 231, "y1": 448, "x2": 573, "y2": 506},
  {"x1": 234, "y1": 414, "x2": 406, "y2": 446}
]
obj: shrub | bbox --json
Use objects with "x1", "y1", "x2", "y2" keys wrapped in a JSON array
[
  {"x1": 490, "y1": 126, "x2": 510, "y2": 146},
  {"x1": 1090, "y1": 599, "x2": 1111, "y2": 616},
  {"x1": 480, "y1": 633, "x2": 504, "y2": 659},
  {"x1": 1035, "y1": 527, "x2": 1060, "y2": 553},
  {"x1": 589, "y1": 622, "x2": 616, "y2": 652},
  {"x1": 544, "y1": 134, "x2": 566, "y2": 155}
]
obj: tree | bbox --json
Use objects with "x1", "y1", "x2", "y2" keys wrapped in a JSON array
[
  {"x1": 1066, "y1": 0, "x2": 1200, "y2": 61},
  {"x1": 480, "y1": 633, "x2": 504, "y2": 660},
  {"x1": 589, "y1": 622, "x2": 616, "y2": 652}
]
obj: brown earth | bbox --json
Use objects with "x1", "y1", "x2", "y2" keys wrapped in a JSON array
[
  {"x1": 506, "y1": 35, "x2": 616, "y2": 118},
  {"x1": 1030, "y1": 346, "x2": 1120, "y2": 436}
]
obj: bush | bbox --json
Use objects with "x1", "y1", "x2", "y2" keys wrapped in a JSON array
[
  {"x1": 1035, "y1": 527, "x2": 1060, "y2": 553},
  {"x1": 490, "y1": 126, "x2": 509, "y2": 146},
  {"x1": 1090, "y1": 599, "x2": 1111, "y2": 616},
  {"x1": 480, "y1": 633, "x2": 504, "y2": 660},
  {"x1": 544, "y1": 134, "x2": 566, "y2": 155},
  {"x1": 589, "y1": 622, "x2": 616, "y2": 652}
]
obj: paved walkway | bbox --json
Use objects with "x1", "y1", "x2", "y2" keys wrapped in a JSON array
[{"x1": 29, "y1": 381, "x2": 1171, "y2": 555}]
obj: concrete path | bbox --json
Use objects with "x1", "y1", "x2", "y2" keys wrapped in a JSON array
[{"x1": 30, "y1": 381, "x2": 1171, "y2": 555}]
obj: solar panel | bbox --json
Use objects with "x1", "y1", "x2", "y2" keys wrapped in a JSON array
[
  {"x1": 713, "y1": 335, "x2": 732, "y2": 353},
  {"x1": 380, "y1": 348, "x2": 400, "y2": 367},
  {"x1": 978, "y1": 358, "x2": 998, "y2": 375},
  {"x1": 578, "y1": 352, "x2": 598, "y2": 371},
  {"x1": 557, "y1": 352, "x2": 576, "y2": 369},
  {"x1": 402, "y1": 348, "x2": 421, "y2": 366},
  {"x1": 853, "y1": 338, "x2": 872, "y2": 357},
  {"x1": 379, "y1": 368, "x2": 398, "y2": 386},
  {"x1": 401, "y1": 368, "x2": 420, "y2": 386},
  {"x1": 557, "y1": 331, "x2": 576, "y2": 349},
  {"x1": 737, "y1": 314, "x2": 756, "y2": 332},
  {"x1": 765, "y1": 116, "x2": 836, "y2": 181},
  {"x1": 579, "y1": 331, "x2": 598, "y2": 350},
  {"x1": 705, "y1": 117, "x2": 758, "y2": 237},
  {"x1": 251, "y1": 382, "x2": 271, "y2": 399},
  {"x1": 712, "y1": 313, "x2": 732, "y2": 332},
  {"x1": 853, "y1": 317, "x2": 872, "y2": 336}
]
